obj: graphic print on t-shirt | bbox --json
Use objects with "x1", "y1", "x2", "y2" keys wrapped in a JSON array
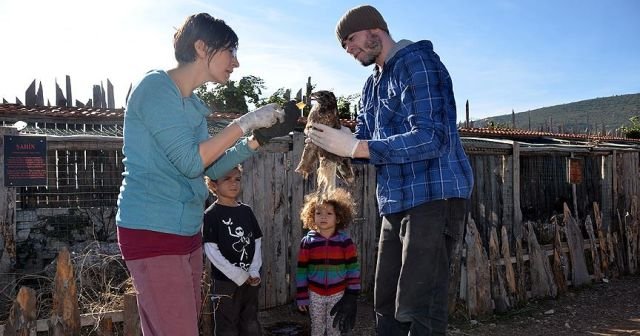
[{"x1": 223, "y1": 217, "x2": 253, "y2": 270}]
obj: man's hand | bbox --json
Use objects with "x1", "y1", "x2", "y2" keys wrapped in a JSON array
[
  {"x1": 307, "y1": 123, "x2": 359, "y2": 158},
  {"x1": 330, "y1": 292, "x2": 357, "y2": 333},
  {"x1": 233, "y1": 103, "x2": 284, "y2": 134},
  {"x1": 252, "y1": 100, "x2": 299, "y2": 145}
]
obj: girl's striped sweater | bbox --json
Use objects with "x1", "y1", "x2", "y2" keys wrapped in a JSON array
[{"x1": 295, "y1": 230, "x2": 361, "y2": 306}]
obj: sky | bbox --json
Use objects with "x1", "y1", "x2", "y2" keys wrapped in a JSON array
[{"x1": 1, "y1": 0, "x2": 639, "y2": 120}]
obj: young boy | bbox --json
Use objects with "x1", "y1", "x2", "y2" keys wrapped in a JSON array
[{"x1": 203, "y1": 165, "x2": 263, "y2": 335}]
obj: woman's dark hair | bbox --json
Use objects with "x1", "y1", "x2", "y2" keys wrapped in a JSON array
[{"x1": 173, "y1": 13, "x2": 238, "y2": 64}]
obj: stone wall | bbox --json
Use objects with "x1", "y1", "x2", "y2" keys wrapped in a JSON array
[{"x1": 15, "y1": 206, "x2": 117, "y2": 272}]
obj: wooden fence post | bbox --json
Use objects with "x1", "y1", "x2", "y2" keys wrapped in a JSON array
[
  {"x1": 49, "y1": 247, "x2": 81, "y2": 336},
  {"x1": 1, "y1": 127, "x2": 18, "y2": 283},
  {"x1": 563, "y1": 204, "x2": 590, "y2": 286},
  {"x1": 97, "y1": 317, "x2": 113, "y2": 336},
  {"x1": 123, "y1": 293, "x2": 141, "y2": 336},
  {"x1": 4, "y1": 286, "x2": 37, "y2": 336},
  {"x1": 464, "y1": 216, "x2": 492, "y2": 317},
  {"x1": 200, "y1": 262, "x2": 213, "y2": 336},
  {"x1": 489, "y1": 227, "x2": 510, "y2": 312},
  {"x1": 527, "y1": 222, "x2": 557, "y2": 298}
]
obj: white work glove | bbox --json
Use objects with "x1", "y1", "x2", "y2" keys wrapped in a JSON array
[
  {"x1": 233, "y1": 103, "x2": 284, "y2": 134},
  {"x1": 307, "y1": 123, "x2": 359, "y2": 158}
]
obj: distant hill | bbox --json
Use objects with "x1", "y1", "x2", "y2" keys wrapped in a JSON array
[{"x1": 479, "y1": 93, "x2": 640, "y2": 134}]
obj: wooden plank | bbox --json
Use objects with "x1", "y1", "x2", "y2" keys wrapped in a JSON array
[
  {"x1": 625, "y1": 197, "x2": 638, "y2": 274},
  {"x1": 551, "y1": 223, "x2": 568, "y2": 294},
  {"x1": 271, "y1": 153, "x2": 288, "y2": 305},
  {"x1": 512, "y1": 142, "x2": 522, "y2": 242},
  {"x1": 4, "y1": 286, "x2": 37, "y2": 336},
  {"x1": 123, "y1": 293, "x2": 141, "y2": 336},
  {"x1": 607, "y1": 231, "x2": 619, "y2": 278},
  {"x1": 614, "y1": 232, "x2": 625, "y2": 276},
  {"x1": 500, "y1": 226, "x2": 516, "y2": 297},
  {"x1": 514, "y1": 235, "x2": 527, "y2": 304},
  {"x1": 464, "y1": 216, "x2": 492, "y2": 316},
  {"x1": 200, "y1": 262, "x2": 213, "y2": 336},
  {"x1": 49, "y1": 247, "x2": 81, "y2": 335},
  {"x1": 526, "y1": 222, "x2": 557, "y2": 298},
  {"x1": 584, "y1": 215, "x2": 603, "y2": 281},
  {"x1": 563, "y1": 204, "x2": 590, "y2": 286},
  {"x1": 594, "y1": 202, "x2": 610, "y2": 277},
  {"x1": 501, "y1": 154, "x2": 514, "y2": 240},
  {"x1": 97, "y1": 317, "x2": 113, "y2": 336},
  {"x1": 289, "y1": 132, "x2": 305, "y2": 299},
  {"x1": 601, "y1": 155, "x2": 613, "y2": 232},
  {"x1": 489, "y1": 226, "x2": 510, "y2": 312}
]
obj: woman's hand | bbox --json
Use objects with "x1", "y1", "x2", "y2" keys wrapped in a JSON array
[{"x1": 233, "y1": 103, "x2": 284, "y2": 134}]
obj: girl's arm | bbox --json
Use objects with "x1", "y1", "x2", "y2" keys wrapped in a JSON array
[
  {"x1": 344, "y1": 238, "x2": 361, "y2": 294},
  {"x1": 295, "y1": 240, "x2": 310, "y2": 307}
]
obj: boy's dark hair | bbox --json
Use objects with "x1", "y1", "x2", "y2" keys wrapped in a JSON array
[
  {"x1": 300, "y1": 188, "x2": 356, "y2": 231},
  {"x1": 173, "y1": 13, "x2": 239, "y2": 65}
]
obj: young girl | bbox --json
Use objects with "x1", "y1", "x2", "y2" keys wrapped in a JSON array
[
  {"x1": 296, "y1": 188, "x2": 361, "y2": 336},
  {"x1": 203, "y1": 166, "x2": 263, "y2": 335}
]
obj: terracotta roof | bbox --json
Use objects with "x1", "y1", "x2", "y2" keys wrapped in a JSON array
[
  {"x1": 2, "y1": 104, "x2": 637, "y2": 145},
  {"x1": 458, "y1": 127, "x2": 640, "y2": 144},
  {"x1": 0, "y1": 104, "x2": 124, "y2": 120}
]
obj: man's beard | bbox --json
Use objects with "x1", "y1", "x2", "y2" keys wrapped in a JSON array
[{"x1": 358, "y1": 32, "x2": 382, "y2": 67}]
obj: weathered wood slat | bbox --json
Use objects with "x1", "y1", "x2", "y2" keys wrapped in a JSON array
[
  {"x1": 526, "y1": 222, "x2": 557, "y2": 298},
  {"x1": 500, "y1": 226, "x2": 516, "y2": 298},
  {"x1": 289, "y1": 132, "x2": 305, "y2": 299},
  {"x1": 464, "y1": 216, "x2": 492, "y2": 316},
  {"x1": 563, "y1": 204, "x2": 590, "y2": 286},
  {"x1": 97, "y1": 317, "x2": 113, "y2": 336},
  {"x1": 551, "y1": 224, "x2": 568, "y2": 295},
  {"x1": 49, "y1": 247, "x2": 80, "y2": 335},
  {"x1": 625, "y1": 197, "x2": 638, "y2": 274},
  {"x1": 489, "y1": 227, "x2": 510, "y2": 312},
  {"x1": 514, "y1": 235, "x2": 527, "y2": 304},
  {"x1": 4, "y1": 286, "x2": 36, "y2": 336},
  {"x1": 200, "y1": 262, "x2": 213, "y2": 336},
  {"x1": 123, "y1": 293, "x2": 140, "y2": 336},
  {"x1": 594, "y1": 203, "x2": 609, "y2": 277},
  {"x1": 584, "y1": 215, "x2": 602, "y2": 281}
]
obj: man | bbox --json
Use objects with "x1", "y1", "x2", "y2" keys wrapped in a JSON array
[{"x1": 307, "y1": 5, "x2": 474, "y2": 335}]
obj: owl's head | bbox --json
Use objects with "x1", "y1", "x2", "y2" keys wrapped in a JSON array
[{"x1": 310, "y1": 90, "x2": 337, "y2": 110}]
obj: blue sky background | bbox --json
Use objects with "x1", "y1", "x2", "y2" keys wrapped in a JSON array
[{"x1": 1, "y1": 0, "x2": 638, "y2": 120}]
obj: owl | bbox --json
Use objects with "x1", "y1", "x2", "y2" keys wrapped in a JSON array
[{"x1": 295, "y1": 90, "x2": 354, "y2": 191}]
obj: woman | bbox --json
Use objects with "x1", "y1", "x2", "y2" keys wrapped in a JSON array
[{"x1": 116, "y1": 13, "x2": 295, "y2": 335}]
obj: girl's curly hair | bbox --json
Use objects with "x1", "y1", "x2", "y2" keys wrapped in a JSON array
[{"x1": 300, "y1": 188, "x2": 357, "y2": 231}]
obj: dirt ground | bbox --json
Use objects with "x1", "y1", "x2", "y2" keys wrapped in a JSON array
[{"x1": 259, "y1": 275, "x2": 640, "y2": 335}]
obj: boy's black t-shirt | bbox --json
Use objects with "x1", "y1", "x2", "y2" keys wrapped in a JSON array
[{"x1": 203, "y1": 202, "x2": 263, "y2": 281}]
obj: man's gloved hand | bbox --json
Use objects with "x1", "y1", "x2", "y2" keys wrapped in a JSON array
[
  {"x1": 233, "y1": 103, "x2": 284, "y2": 134},
  {"x1": 330, "y1": 292, "x2": 358, "y2": 333},
  {"x1": 307, "y1": 123, "x2": 359, "y2": 158},
  {"x1": 252, "y1": 100, "x2": 299, "y2": 145}
]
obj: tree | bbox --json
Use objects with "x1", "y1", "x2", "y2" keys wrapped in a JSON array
[
  {"x1": 620, "y1": 116, "x2": 640, "y2": 139},
  {"x1": 195, "y1": 75, "x2": 266, "y2": 113},
  {"x1": 337, "y1": 93, "x2": 360, "y2": 119},
  {"x1": 256, "y1": 87, "x2": 291, "y2": 108}
]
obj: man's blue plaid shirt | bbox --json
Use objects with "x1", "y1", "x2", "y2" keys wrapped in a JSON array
[{"x1": 355, "y1": 40, "x2": 474, "y2": 216}]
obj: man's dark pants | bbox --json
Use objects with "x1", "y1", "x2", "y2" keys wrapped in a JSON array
[{"x1": 375, "y1": 198, "x2": 468, "y2": 336}]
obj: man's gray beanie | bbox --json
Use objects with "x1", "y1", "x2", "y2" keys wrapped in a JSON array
[{"x1": 335, "y1": 5, "x2": 388, "y2": 44}]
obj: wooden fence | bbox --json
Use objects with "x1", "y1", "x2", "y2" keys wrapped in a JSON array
[{"x1": 459, "y1": 200, "x2": 640, "y2": 317}]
